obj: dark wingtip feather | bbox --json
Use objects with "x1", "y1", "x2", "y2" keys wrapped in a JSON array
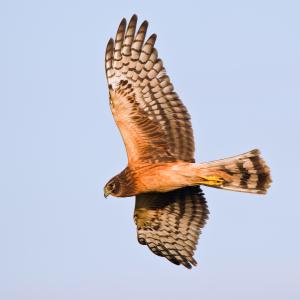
[
  {"x1": 190, "y1": 257, "x2": 198, "y2": 267},
  {"x1": 182, "y1": 261, "x2": 192, "y2": 269},
  {"x1": 106, "y1": 38, "x2": 114, "y2": 50},
  {"x1": 119, "y1": 17, "x2": 127, "y2": 26},
  {"x1": 140, "y1": 20, "x2": 149, "y2": 30},
  {"x1": 130, "y1": 14, "x2": 138, "y2": 23},
  {"x1": 148, "y1": 33, "x2": 157, "y2": 42},
  {"x1": 116, "y1": 18, "x2": 127, "y2": 37}
]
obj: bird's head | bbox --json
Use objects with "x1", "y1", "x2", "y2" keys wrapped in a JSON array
[{"x1": 103, "y1": 176, "x2": 121, "y2": 198}]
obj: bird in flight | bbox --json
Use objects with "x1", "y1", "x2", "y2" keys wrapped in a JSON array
[{"x1": 104, "y1": 15, "x2": 271, "y2": 269}]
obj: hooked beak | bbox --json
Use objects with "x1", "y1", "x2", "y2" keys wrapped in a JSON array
[{"x1": 104, "y1": 188, "x2": 111, "y2": 198}]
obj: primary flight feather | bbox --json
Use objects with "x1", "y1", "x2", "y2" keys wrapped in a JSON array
[{"x1": 104, "y1": 15, "x2": 272, "y2": 269}]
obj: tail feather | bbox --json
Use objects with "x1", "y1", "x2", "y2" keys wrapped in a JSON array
[{"x1": 198, "y1": 149, "x2": 272, "y2": 194}]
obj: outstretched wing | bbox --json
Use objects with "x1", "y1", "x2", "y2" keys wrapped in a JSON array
[
  {"x1": 105, "y1": 15, "x2": 195, "y2": 165},
  {"x1": 134, "y1": 187, "x2": 209, "y2": 269}
]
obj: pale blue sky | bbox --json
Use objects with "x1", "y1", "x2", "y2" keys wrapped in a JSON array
[{"x1": 1, "y1": 0, "x2": 300, "y2": 299}]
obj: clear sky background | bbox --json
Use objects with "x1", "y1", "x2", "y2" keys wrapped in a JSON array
[{"x1": 1, "y1": 0, "x2": 300, "y2": 299}]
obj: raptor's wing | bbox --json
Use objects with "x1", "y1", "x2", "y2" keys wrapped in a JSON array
[
  {"x1": 134, "y1": 186, "x2": 209, "y2": 269},
  {"x1": 105, "y1": 15, "x2": 195, "y2": 165}
]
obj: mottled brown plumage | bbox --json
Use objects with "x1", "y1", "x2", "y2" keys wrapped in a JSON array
[
  {"x1": 105, "y1": 15, "x2": 194, "y2": 165},
  {"x1": 134, "y1": 187, "x2": 208, "y2": 269},
  {"x1": 103, "y1": 15, "x2": 272, "y2": 268}
]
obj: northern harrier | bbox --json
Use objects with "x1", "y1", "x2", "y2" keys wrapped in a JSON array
[{"x1": 103, "y1": 15, "x2": 271, "y2": 269}]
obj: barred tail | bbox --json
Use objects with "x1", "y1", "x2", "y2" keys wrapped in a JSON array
[{"x1": 198, "y1": 149, "x2": 272, "y2": 194}]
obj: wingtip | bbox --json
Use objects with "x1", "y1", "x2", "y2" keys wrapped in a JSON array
[
  {"x1": 119, "y1": 17, "x2": 127, "y2": 29},
  {"x1": 105, "y1": 38, "x2": 114, "y2": 55},
  {"x1": 140, "y1": 20, "x2": 149, "y2": 31},
  {"x1": 147, "y1": 33, "x2": 157, "y2": 44},
  {"x1": 130, "y1": 14, "x2": 138, "y2": 22},
  {"x1": 107, "y1": 38, "x2": 114, "y2": 46},
  {"x1": 181, "y1": 257, "x2": 197, "y2": 269},
  {"x1": 151, "y1": 33, "x2": 157, "y2": 40},
  {"x1": 190, "y1": 257, "x2": 198, "y2": 267}
]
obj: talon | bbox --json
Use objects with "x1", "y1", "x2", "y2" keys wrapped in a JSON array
[{"x1": 198, "y1": 176, "x2": 224, "y2": 187}]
